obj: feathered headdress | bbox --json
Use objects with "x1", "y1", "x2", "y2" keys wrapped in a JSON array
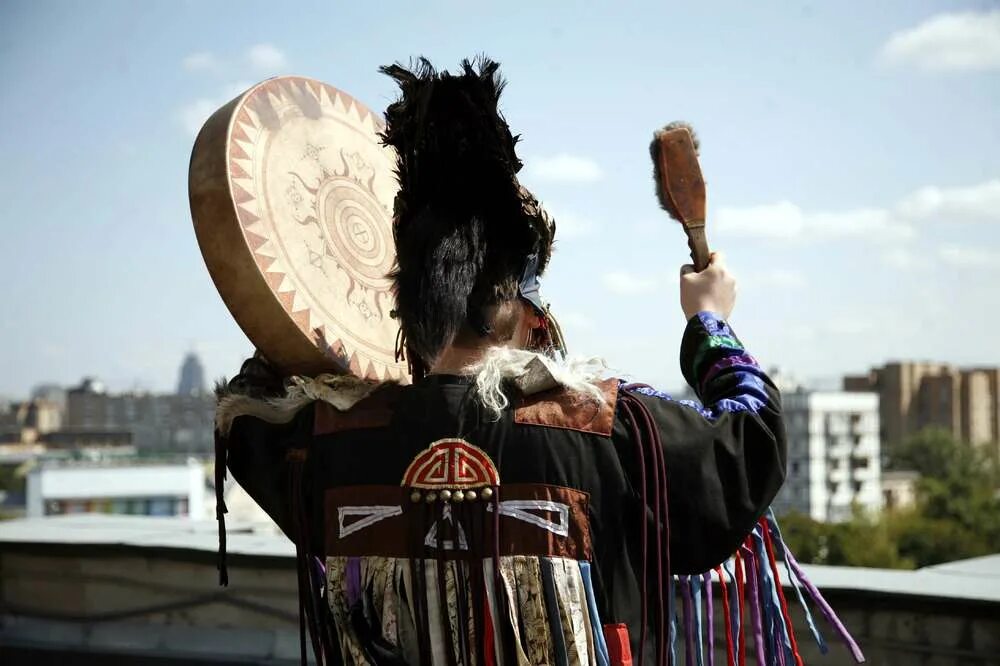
[{"x1": 380, "y1": 56, "x2": 555, "y2": 371}]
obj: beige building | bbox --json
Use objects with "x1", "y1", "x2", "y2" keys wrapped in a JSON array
[{"x1": 844, "y1": 362, "x2": 1000, "y2": 457}]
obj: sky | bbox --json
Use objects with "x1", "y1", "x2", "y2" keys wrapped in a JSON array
[{"x1": 1, "y1": 1, "x2": 998, "y2": 399}]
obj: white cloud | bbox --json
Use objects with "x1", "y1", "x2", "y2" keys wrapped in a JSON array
[
  {"x1": 177, "y1": 98, "x2": 217, "y2": 136},
  {"x1": 879, "y1": 10, "x2": 1000, "y2": 72},
  {"x1": 176, "y1": 82, "x2": 255, "y2": 136},
  {"x1": 939, "y1": 244, "x2": 1000, "y2": 268},
  {"x1": 247, "y1": 43, "x2": 288, "y2": 72},
  {"x1": 717, "y1": 177, "x2": 1000, "y2": 245},
  {"x1": 716, "y1": 201, "x2": 914, "y2": 243},
  {"x1": 895, "y1": 179, "x2": 1000, "y2": 223},
  {"x1": 183, "y1": 51, "x2": 220, "y2": 72},
  {"x1": 526, "y1": 154, "x2": 603, "y2": 183},
  {"x1": 602, "y1": 271, "x2": 657, "y2": 294}
]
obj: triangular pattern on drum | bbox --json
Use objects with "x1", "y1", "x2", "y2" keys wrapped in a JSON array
[
  {"x1": 276, "y1": 289, "x2": 296, "y2": 314},
  {"x1": 263, "y1": 270, "x2": 285, "y2": 293},
  {"x1": 231, "y1": 156, "x2": 254, "y2": 179},
  {"x1": 266, "y1": 88, "x2": 284, "y2": 112},
  {"x1": 364, "y1": 360, "x2": 378, "y2": 380},
  {"x1": 231, "y1": 123, "x2": 250, "y2": 144},
  {"x1": 233, "y1": 137, "x2": 255, "y2": 161},
  {"x1": 318, "y1": 84, "x2": 336, "y2": 111},
  {"x1": 306, "y1": 79, "x2": 323, "y2": 99},
  {"x1": 230, "y1": 140, "x2": 250, "y2": 161},
  {"x1": 290, "y1": 308, "x2": 311, "y2": 334},
  {"x1": 235, "y1": 107, "x2": 256, "y2": 129},
  {"x1": 253, "y1": 237, "x2": 277, "y2": 258},
  {"x1": 239, "y1": 106, "x2": 261, "y2": 132},
  {"x1": 359, "y1": 108, "x2": 377, "y2": 135},
  {"x1": 230, "y1": 161, "x2": 251, "y2": 179},
  {"x1": 244, "y1": 231, "x2": 268, "y2": 251},
  {"x1": 332, "y1": 90, "x2": 350, "y2": 116},
  {"x1": 290, "y1": 290, "x2": 309, "y2": 314},
  {"x1": 232, "y1": 183, "x2": 254, "y2": 205},
  {"x1": 254, "y1": 254, "x2": 276, "y2": 273},
  {"x1": 348, "y1": 353, "x2": 362, "y2": 376},
  {"x1": 275, "y1": 275, "x2": 295, "y2": 294},
  {"x1": 238, "y1": 209, "x2": 260, "y2": 228},
  {"x1": 231, "y1": 177, "x2": 255, "y2": 200}
]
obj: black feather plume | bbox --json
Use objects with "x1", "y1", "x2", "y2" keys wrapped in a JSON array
[{"x1": 380, "y1": 56, "x2": 555, "y2": 365}]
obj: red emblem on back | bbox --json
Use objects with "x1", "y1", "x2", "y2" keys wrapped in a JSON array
[{"x1": 401, "y1": 438, "x2": 499, "y2": 489}]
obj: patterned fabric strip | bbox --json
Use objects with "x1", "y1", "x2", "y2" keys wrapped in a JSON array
[
  {"x1": 497, "y1": 557, "x2": 532, "y2": 665},
  {"x1": 513, "y1": 556, "x2": 554, "y2": 665},
  {"x1": 325, "y1": 556, "x2": 367, "y2": 664},
  {"x1": 539, "y1": 557, "x2": 570, "y2": 666},
  {"x1": 550, "y1": 557, "x2": 590, "y2": 666},
  {"x1": 579, "y1": 562, "x2": 610, "y2": 666},
  {"x1": 395, "y1": 559, "x2": 420, "y2": 664}
]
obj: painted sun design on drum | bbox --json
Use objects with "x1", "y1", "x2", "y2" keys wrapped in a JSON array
[
  {"x1": 286, "y1": 147, "x2": 394, "y2": 324},
  {"x1": 221, "y1": 77, "x2": 407, "y2": 381}
]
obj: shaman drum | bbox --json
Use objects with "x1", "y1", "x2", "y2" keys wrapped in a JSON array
[{"x1": 189, "y1": 77, "x2": 408, "y2": 381}]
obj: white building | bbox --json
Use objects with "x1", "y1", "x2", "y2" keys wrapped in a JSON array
[
  {"x1": 26, "y1": 459, "x2": 206, "y2": 519},
  {"x1": 773, "y1": 391, "x2": 882, "y2": 522}
]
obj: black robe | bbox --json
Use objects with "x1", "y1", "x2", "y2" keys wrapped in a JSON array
[{"x1": 222, "y1": 312, "x2": 786, "y2": 665}]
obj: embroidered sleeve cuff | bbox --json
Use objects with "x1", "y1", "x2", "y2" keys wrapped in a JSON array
[{"x1": 680, "y1": 311, "x2": 746, "y2": 389}]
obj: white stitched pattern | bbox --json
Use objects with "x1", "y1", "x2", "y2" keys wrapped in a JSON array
[
  {"x1": 338, "y1": 505, "x2": 403, "y2": 538},
  {"x1": 488, "y1": 500, "x2": 571, "y2": 537}
]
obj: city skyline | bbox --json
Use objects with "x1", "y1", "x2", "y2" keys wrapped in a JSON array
[{"x1": 2, "y1": 1, "x2": 998, "y2": 397}]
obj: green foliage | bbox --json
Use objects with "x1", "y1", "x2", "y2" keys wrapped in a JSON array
[{"x1": 780, "y1": 428, "x2": 1000, "y2": 569}]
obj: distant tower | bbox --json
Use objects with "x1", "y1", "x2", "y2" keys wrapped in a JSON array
[{"x1": 177, "y1": 352, "x2": 206, "y2": 396}]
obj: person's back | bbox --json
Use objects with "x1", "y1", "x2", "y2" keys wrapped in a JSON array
[
  {"x1": 215, "y1": 56, "x2": 860, "y2": 666},
  {"x1": 224, "y1": 310, "x2": 784, "y2": 664}
]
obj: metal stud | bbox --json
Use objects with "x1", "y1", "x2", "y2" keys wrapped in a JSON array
[
  {"x1": 452, "y1": 490, "x2": 465, "y2": 502},
  {"x1": 439, "y1": 489, "x2": 452, "y2": 502},
  {"x1": 425, "y1": 491, "x2": 437, "y2": 503},
  {"x1": 409, "y1": 490, "x2": 422, "y2": 503},
  {"x1": 480, "y1": 487, "x2": 494, "y2": 500},
  {"x1": 465, "y1": 490, "x2": 477, "y2": 502}
]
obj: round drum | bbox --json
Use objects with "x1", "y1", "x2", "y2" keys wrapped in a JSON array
[{"x1": 189, "y1": 76, "x2": 408, "y2": 381}]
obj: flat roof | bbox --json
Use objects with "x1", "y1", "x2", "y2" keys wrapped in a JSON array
[
  {"x1": 0, "y1": 513, "x2": 293, "y2": 558},
  {"x1": 1, "y1": 515, "x2": 998, "y2": 603}
]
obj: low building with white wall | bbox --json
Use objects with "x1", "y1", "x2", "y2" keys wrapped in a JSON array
[
  {"x1": 773, "y1": 391, "x2": 882, "y2": 522},
  {"x1": 26, "y1": 458, "x2": 205, "y2": 519}
]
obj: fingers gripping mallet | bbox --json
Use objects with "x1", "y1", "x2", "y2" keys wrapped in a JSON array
[{"x1": 650, "y1": 122, "x2": 710, "y2": 271}]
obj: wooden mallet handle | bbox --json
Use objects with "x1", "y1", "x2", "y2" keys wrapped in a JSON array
[{"x1": 652, "y1": 125, "x2": 710, "y2": 271}]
